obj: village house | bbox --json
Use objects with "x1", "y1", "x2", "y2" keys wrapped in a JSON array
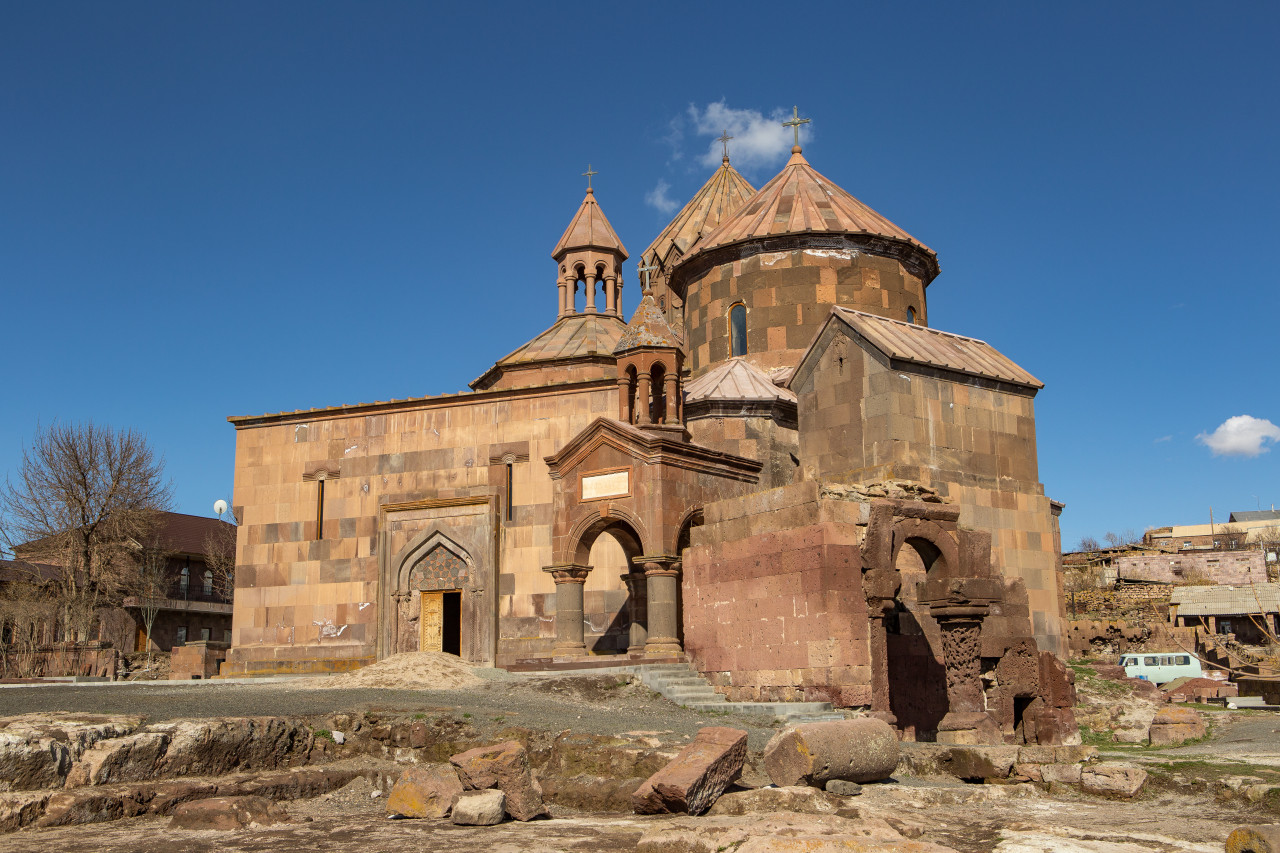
[{"x1": 223, "y1": 118, "x2": 1077, "y2": 744}]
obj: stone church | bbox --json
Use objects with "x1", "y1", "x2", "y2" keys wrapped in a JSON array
[{"x1": 223, "y1": 121, "x2": 1077, "y2": 744}]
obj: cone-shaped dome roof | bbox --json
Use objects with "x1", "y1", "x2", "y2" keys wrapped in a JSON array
[
  {"x1": 688, "y1": 147, "x2": 935, "y2": 270},
  {"x1": 684, "y1": 357, "x2": 797, "y2": 405},
  {"x1": 552, "y1": 188, "x2": 628, "y2": 260},
  {"x1": 642, "y1": 158, "x2": 755, "y2": 266},
  {"x1": 614, "y1": 292, "x2": 681, "y2": 354}
]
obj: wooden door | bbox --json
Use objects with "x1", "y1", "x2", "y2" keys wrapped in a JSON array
[{"x1": 420, "y1": 591, "x2": 443, "y2": 653}]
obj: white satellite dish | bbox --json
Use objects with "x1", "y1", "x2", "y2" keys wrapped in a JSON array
[{"x1": 213, "y1": 499, "x2": 228, "y2": 518}]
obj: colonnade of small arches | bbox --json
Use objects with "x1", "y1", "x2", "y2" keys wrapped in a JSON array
[{"x1": 558, "y1": 262, "x2": 623, "y2": 317}]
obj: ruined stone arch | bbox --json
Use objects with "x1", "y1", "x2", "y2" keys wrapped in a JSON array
[
  {"x1": 673, "y1": 506, "x2": 705, "y2": 556},
  {"x1": 890, "y1": 517, "x2": 960, "y2": 580}
]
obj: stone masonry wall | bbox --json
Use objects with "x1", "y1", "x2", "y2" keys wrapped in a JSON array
[
  {"x1": 1114, "y1": 551, "x2": 1266, "y2": 586},
  {"x1": 225, "y1": 383, "x2": 617, "y2": 675},
  {"x1": 682, "y1": 480, "x2": 873, "y2": 706},
  {"x1": 683, "y1": 250, "x2": 926, "y2": 378},
  {"x1": 795, "y1": 326, "x2": 1066, "y2": 657}
]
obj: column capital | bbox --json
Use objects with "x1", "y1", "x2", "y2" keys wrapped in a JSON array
[
  {"x1": 633, "y1": 555, "x2": 680, "y2": 577},
  {"x1": 543, "y1": 563, "x2": 591, "y2": 584}
]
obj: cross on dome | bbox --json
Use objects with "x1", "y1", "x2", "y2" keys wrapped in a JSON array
[
  {"x1": 717, "y1": 129, "x2": 734, "y2": 161},
  {"x1": 638, "y1": 261, "x2": 657, "y2": 294},
  {"x1": 782, "y1": 105, "x2": 810, "y2": 149},
  {"x1": 582, "y1": 164, "x2": 598, "y2": 191}
]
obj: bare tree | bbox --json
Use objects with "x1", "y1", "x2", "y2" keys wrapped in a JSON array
[
  {"x1": 1102, "y1": 529, "x2": 1141, "y2": 549},
  {"x1": 127, "y1": 537, "x2": 173, "y2": 664},
  {"x1": 202, "y1": 514, "x2": 237, "y2": 602},
  {"x1": 0, "y1": 578, "x2": 56, "y2": 677},
  {"x1": 1216, "y1": 523, "x2": 1248, "y2": 551},
  {"x1": 1254, "y1": 526, "x2": 1280, "y2": 581},
  {"x1": 1077, "y1": 536, "x2": 1101, "y2": 553},
  {"x1": 0, "y1": 422, "x2": 172, "y2": 643}
]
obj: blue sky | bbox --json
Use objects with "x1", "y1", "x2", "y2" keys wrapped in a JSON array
[{"x1": 2, "y1": 2, "x2": 1277, "y2": 550}]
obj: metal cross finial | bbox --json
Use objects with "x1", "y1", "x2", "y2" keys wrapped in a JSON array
[
  {"x1": 781, "y1": 105, "x2": 810, "y2": 147},
  {"x1": 582, "y1": 164, "x2": 598, "y2": 190},
  {"x1": 638, "y1": 261, "x2": 657, "y2": 294},
  {"x1": 717, "y1": 129, "x2": 734, "y2": 160}
]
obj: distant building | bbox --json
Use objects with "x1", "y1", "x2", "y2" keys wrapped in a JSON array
[{"x1": 1169, "y1": 583, "x2": 1280, "y2": 644}]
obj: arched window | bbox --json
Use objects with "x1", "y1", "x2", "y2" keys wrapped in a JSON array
[
  {"x1": 179, "y1": 566, "x2": 189, "y2": 596},
  {"x1": 907, "y1": 306, "x2": 917, "y2": 324},
  {"x1": 730, "y1": 303, "x2": 747, "y2": 356},
  {"x1": 202, "y1": 570, "x2": 213, "y2": 596}
]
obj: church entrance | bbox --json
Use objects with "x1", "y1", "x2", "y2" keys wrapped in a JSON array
[{"x1": 419, "y1": 590, "x2": 462, "y2": 656}]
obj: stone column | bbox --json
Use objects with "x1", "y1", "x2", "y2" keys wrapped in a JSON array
[
  {"x1": 865, "y1": 597, "x2": 897, "y2": 728},
  {"x1": 558, "y1": 279, "x2": 568, "y2": 317},
  {"x1": 640, "y1": 558, "x2": 681, "y2": 656},
  {"x1": 564, "y1": 277, "x2": 577, "y2": 315},
  {"x1": 664, "y1": 371, "x2": 679, "y2": 425},
  {"x1": 617, "y1": 374, "x2": 632, "y2": 422},
  {"x1": 604, "y1": 275, "x2": 617, "y2": 315},
  {"x1": 621, "y1": 570, "x2": 648, "y2": 655},
  {"x1": 584, "y1": 273, "x2": 597, "y2": 313},
  {"x1": 543, "y1": 565, "x2": 591, "y2": 658},
  {"x1": 919, "y1": 576, "x2": 1002, "y2": 744},
  {"x1": 635, "y1": 371, "x2": 652, "y2": 425}
]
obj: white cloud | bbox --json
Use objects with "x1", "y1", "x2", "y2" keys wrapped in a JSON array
[
  {"x1": 1196, "y1": 415, "x2": 1280, "y2": 457},
  {"x1": 1154, "y1": 435, "x2": 1172, "y2": 443},
  {"x1": 686, "y1": 101, "x2": 803, "y2": 171},
  {"x1": 645, "y1": 179, "x2": 679, "y2": 215}
]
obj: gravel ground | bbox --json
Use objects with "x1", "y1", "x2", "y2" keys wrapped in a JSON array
[{"x1": 0, "y1": 673, "x2": 783, "y2": 749}]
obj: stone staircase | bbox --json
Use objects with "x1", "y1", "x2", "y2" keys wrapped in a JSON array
[{"x1": 635, "y1": 662, "x2": 845, "y2": 723}]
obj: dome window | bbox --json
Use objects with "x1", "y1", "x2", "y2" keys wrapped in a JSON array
[{"x1": 730, "y1": 303, "x2": 747, "y2": 356}]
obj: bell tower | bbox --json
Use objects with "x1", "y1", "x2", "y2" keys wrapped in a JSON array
[{"x1": 552, "y1": 165, "x2": 628, "y2": 318}]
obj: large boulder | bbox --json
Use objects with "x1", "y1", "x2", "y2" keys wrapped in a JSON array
[
  {"x1": 450, "y1": 741, "x2": 547, "y2": 821},
  {"x1": 451, "y1": 789, "x2": 505, "y2": 826},
  {"x1": 941, "y1": 746, "x2": 1019, "y2": 781},
  {"x1": 169, "y1": 796, "x2": 289, "y2": 830},
  {"x1": 1080, "y1": 763, "x2": 1147, "y2": 798},
  {"x1": 64, "y1": 732, "x2": 169, "y2": 787},
  {"x1": 0, "y1": 732, "x2": 71, "y2": 791},
  {"x1": 150, "y1": 718, "x2": 312, "y2": 777},
  {"x1": 1147, "y1": 706, "x2": 1206, "y2": 746},
  {"x1": 1227, "y1": 825, "x2": 1280, "y2": 853},
  {"x1": 386, "y1": 764, "x2": 464, "y2": 819},
  {"x1": 632, "y1": 727, "x2": 748, "y2": 816},
  {"x1": 763, "y1": 719, "x2": 898, "y2": 788}
]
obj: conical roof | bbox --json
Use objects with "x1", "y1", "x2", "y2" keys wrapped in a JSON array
[
  {"x1": 684, "y1": 357, "x2": 797, "y2": 405},
  {"x1": 614, "y1": 293, "x2": 681, "y2": 354},
  {"x1": 642, "y1": 158, "x2": 755, "y2": 266},
  {"x1": 470, "y1": 313, "x2": 627, "y2": 390},
  {"x1": 689, "y1": 147, "x2": 934, "y2": 263},
  {"x1": 552, "y1": 188, "x2": 628, "y2": 259}
]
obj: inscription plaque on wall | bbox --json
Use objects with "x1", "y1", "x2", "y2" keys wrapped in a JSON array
[{"x1": 581, "y1": 470, "x2": 629, "y2": 500}]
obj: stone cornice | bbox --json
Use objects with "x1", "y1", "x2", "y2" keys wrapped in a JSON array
[
  {"x1": 545, "y1": 417, "x2": 762, "y2": 484},
  {"x1": 228, "y1": 377, "x2": 618, "y2": 428},
  {"x1": 671, "y1": 232, "x2": 941, "y2": 298}
]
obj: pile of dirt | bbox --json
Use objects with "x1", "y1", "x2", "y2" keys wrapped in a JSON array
[
  {"x1": 1070, "y1": 660, "x2": 1161, "y2": 743},
  {"x1": 314, "y1": 652, "x2": 486, "y2": 690}
]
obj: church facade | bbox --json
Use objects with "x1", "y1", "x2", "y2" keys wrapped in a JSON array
[{"x1": 223, "y1": 126, "x2": 1077, "y2": 744}]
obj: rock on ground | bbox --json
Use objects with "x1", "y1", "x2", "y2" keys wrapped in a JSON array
[
  {"x1": 1080, "y1": 764, "x2": 1147, "y2": 798},
  {"x1": 636, "y1": 812, "x2": 960, "y2": 853},
  {"x1": 1148, "y1": 706, "x2": 1206, "y2": 746},
  {"x1": 385, "y1": 764, "x2": 463, "y2": 819},
  {"x1": 764, "y1": 719, "x2": 899, "y2": 787},
  {"x1": 450, "y1": 740, "x2": 547, "y2": 821},
  {"x1": 451, "y1": 789, "x2": 505, "y2": 826},
  {"x1": 707, "y1": 785, "x2": 847, "y2": 816},
  {"x1": 1226, "y1": 825, "x2": 1280, "y2": 853},
  {"x1": 632, "y1": 726, "x2": 747, "y2": 816},
  {"x1": 169, "y1": 795, "x2": 290, "y2": 830}
]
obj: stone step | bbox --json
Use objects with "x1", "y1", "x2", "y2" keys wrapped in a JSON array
[{"x1": 648, "y1": 677, "x2": 707, "y2": 688}]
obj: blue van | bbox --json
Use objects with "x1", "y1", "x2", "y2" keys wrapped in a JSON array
[{"x1": 1117, "y1": 652, "x2": 1202, "y2": 684}]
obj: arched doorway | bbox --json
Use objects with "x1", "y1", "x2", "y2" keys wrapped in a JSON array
[
  {"x1": 561, "y1": 515, "x2": 646, "y2": 656},
  {"x1": 391, "y1": 534, "x2": 471, "y2": 657},
  {"x1": 885, "y1": 535, "x2": 951, "y2": 740}
]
